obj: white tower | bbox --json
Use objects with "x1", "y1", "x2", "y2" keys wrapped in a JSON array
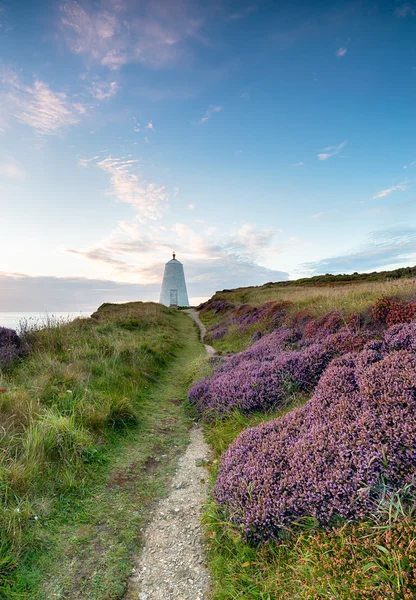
[{"x1": 159, "y1": 253, "x2": 190, "y2": 307}]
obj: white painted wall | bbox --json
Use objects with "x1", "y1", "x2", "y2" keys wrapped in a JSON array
[{"x1": 159, "y1": 257, "x2": 190, "y2": 307}]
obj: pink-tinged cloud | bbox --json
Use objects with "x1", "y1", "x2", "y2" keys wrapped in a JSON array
[
  {"x1": 60, "y1": 0, "x2": 204, "y2": 70},
  {"x1": 79, "y1": 155, "x2": 168, "y2": 220},
  {"x1": 1, "y1": 68, "x2": 84, "y2": 135},
  {"x1": 372, "y1": 181, "x2": 409, "y2": 199}
]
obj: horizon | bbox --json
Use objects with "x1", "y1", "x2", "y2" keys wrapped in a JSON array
[{"x1": 2, "y1": 0, "x2": 416, "y2": 311}]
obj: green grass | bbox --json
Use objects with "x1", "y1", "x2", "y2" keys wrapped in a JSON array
[{"x1": 0, "y1": 302, "x2": 205, "y2": 598}]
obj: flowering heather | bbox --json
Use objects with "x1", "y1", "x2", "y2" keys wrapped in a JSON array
[
  {"x1": 372, "y1": 296, "x2": 416, "y2": 326},
  {"x1": 189, "y1": 325, "x2": 371, "y2": 418},
  {"x1": 0, "y1": 327, "x2": 22, "y2": 366},
  {"x1": 198, "y1": 299, "x2": 235, "y2": 314},
  {"x1": 302, "y1": 310, "x2": 344, "y2": 340},
  {"x1": 231, "y1": 301, "x2": 291, "y2": 329},
  {"x1": 214, "y1": 335, "x2": 416, "y2": 542},
  {"x1": 206, "y1": 324, "x2": 228, "y2": 341}
]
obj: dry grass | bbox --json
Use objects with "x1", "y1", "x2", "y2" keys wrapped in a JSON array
[{"x1": 215, "y1": 278, "x2": 416, "y2": 316}]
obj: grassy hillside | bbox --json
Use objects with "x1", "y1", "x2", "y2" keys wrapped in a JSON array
[
  {"x1": 192, "y1": 277, "x2": 416, "y2": 599},
  {"x1": 0, "y1": 302, "x2": 204, "y2": 598},
  {"x1": 199, "y1": 275, "x2": 416, "y2": 353}
]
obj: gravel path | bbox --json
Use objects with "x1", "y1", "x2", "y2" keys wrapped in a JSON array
[{"x1": 125, "y1": 310, "x2": 212, "y2": 600}]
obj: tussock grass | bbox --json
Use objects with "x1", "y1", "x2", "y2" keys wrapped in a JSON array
[{"x1": 0, "y1": 302, "x2": 201, "y2": 598}]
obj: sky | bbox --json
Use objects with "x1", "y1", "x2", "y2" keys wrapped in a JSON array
[{"x1": 1, "y1": 0, "x2": 416, "y2": 311}]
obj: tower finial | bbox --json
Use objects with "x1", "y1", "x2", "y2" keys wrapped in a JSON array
[{"x1": 173, "y1": 251, "x2": 176, "y2": 260}]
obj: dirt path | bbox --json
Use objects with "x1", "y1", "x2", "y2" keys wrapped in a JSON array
[
  {"x1": 125, "y1": 310, "x2": 212, "y2": 600},
  {"x1": 184, "y1": 309, "x2": 216, "y2": 357}
]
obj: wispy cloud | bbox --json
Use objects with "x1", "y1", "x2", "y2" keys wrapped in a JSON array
[
  {"x1": 226, "y1": 6, "x2": 256, "y2": 21},
  {"x1": 303, "y1": 227, "x2": 416, "y2": 274},
  {"x1": 68, "y1": 218, "x2": 289, "y2": 296},
  {"x1": 79, "y1": 155, "x2": 168, "y2": 220},
  {"x1": 1, "y1": 68, "x2": 84, "y2": 135},
  {"x1": 293, "y1": 161, "x2": 304, "y2": 167},
  {"x1": 88, "y1": 79, "x2": 119, "y2": 100},
  {"x1": 395, "y1": 3, "x2": 416, "y2": 17},
  {"x1": 145, "y1": 121, "x2": 155, "y2": 131},
  {"x1": 199, "y1": 105, "x2": 222, "y2": 124},
  {"x1": 372, "y1": 180, "x2": 410, "y2": 199},
  {"x1": 336, "y1": 47, "x2": 347, "y2": 57},
  {"x1": 60, "y1": 0, "x2": 204, "y2": 70},
  {"x1": 317, "y1": 140, "x2": 347, "y2": 161},
  {"x1": 188, "y1": 203, "x2": 195, "y2": 209}
]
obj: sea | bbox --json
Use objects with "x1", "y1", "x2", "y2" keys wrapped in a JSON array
[{"x1": 0, "y1": 312, "x2": 91, "y2": 332}]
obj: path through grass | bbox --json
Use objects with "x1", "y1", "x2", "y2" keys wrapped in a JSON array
[{"x1": 2, "y1": 306, "x2": 205, "y2": 599}]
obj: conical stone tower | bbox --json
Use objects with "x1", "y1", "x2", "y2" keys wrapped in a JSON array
[{"x1": 159, "y1": 253, "x2": 190, "y2": 307}]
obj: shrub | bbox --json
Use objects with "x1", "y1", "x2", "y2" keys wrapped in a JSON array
[
  {"x1": 189, "y1": 326, "x2": 371, "y2": 418},
  {"x1": 214, "y1": 327, "x2": 416, "y2": 542},
  {"x1": 0, "y1": 328, "x2": 22, "y2": 366},
  {"x1": 372, "y1": 297, "x2": 416, "y2": 326},
  {"x1": 302, "y1": 311, "x2": 344, "y2": 340}
]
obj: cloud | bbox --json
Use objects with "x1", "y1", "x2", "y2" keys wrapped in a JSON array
[
  {"x1": 88, "y1": 79, "x2": 119, "y2": 100},
  {"x1": 0, "y1": 69, "x2": 84, "y2": 135},
  {"x1": 395, "y1": 3, "x2": 416, "y2": 17},
  {"x1": 80, "y1": 155, "x2": 168, "y2": 219},
  {"x1": 173, "y1": 186, "x2": 179, "y2": 198},
  {"x1": 0, "y1": 272, "x2": 160, "y2": 311},
  {"x1": 226, "y1": 5, "x2": 256, "y2": 21},
  {"x1": 302, "y1": 226, "x2": 416, "y2": 275},
  {"x1": 199, "y1": 105, "x2": 222, "y2": 124},
  {"x1": 311, "y1": 212, "x2": 324, "y2": 220},
  {"x1": 188, "y1": 203, "x2": 195, "y2": 209},
  {"x1": 0, "y1": 162, "x2": 27, "y2": 180},
  {"x1": 293, "y1": 161, "x2": 304, "y2": 167},
  {"x1": 336, "y1": 47, "x2": 347, "y2": 57},
  {"x1": 60, "y1": 0, "x2": 204, "y2": 70},
  {"x1": 67, "y1": 219, "x2": 289, "y2": 299},
  {"x1": 372, "y1": 181, "x2": 409, "y2": 199},
  {"x1": 317, "y1": 140, "x2": 347, "y2": 160},
  {"x1": 146, "y1": 121, "x2": 155, "y2": 131}
]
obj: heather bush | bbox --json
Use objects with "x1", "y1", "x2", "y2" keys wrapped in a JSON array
[
  {"x1": 302, "y1": 310, "x2": 344, "y2": 340},
  {"x1": 0, "y1": 328, "x2": 22, "y2": 367},
  {"x1": 372, "y1": 296, "x2": 416, "y2": 326},
  {"x1": 189, "y1": 325, "x2": 371, "y2": 418},
  {"x1": 214, "y1": 328, "x2": 416, "y2": 542}
]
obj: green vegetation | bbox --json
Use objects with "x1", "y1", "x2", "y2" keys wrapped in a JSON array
[
  {"x1": 0, "y1": 302, "x2": 204, "y2": 598},
  {"x1": 197, "y1": 277, "x2": 416, "y2": 599},
  {"x1": 199, "y1": 275, "x2": 416, "y2": 353},
  {"x1": 211, "y1": 276, "x2": 416, "y2": 314}
]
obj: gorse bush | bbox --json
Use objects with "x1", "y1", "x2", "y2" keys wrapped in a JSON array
[{"x1": 214, "y1": 322, "x2": 416, "y2": 543}]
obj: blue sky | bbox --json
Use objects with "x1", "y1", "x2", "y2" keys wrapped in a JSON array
[{"x1": 1, "y1": 0, "x2": 416, "y2": 310}]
